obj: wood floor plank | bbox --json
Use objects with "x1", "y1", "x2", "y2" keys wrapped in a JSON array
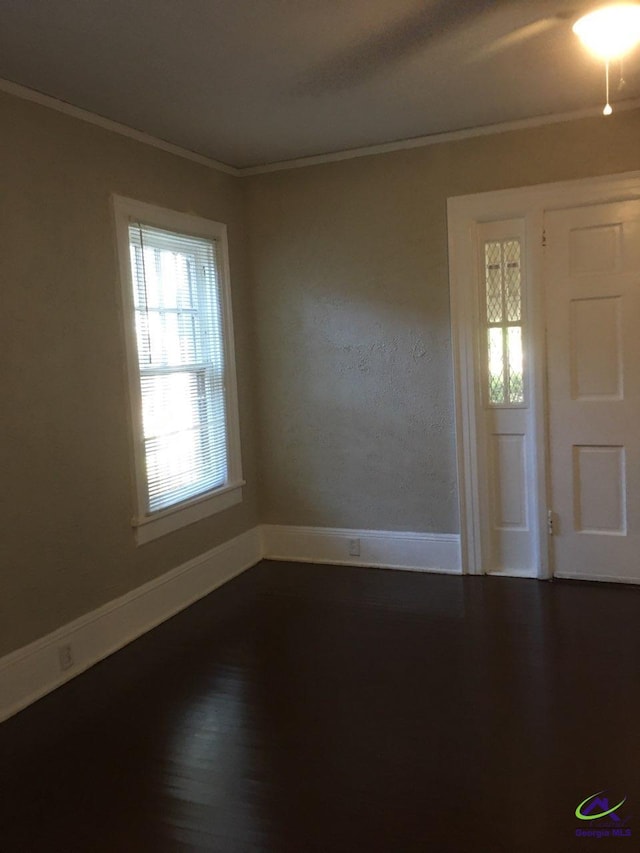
[{"x1": 1, "y1": 561, "x2": 639, "y2": 851}]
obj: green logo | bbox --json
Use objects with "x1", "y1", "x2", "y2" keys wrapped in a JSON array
[{"x1": 576, "y1": 791, "x2": 627, "y2": 821}]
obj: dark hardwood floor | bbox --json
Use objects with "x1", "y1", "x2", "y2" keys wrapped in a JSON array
[{"x1": 1, "y1": 560, "x2": 639, "y2": 852}]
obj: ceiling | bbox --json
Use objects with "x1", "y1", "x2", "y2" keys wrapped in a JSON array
[{"x1": 0, "y1": 0, "x2": 639, "y2": 169}]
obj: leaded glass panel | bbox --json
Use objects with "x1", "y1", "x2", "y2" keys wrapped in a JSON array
[
  {"x1": 507, "y1": 326, "x2": 524, "y2": 404},
  {"x1": 503, "y1": 240, "x2": 521, "y2": 322},
  {"x1": 484, "y1": 241, "x2": 503, "y2": 323},
  {"x1": 488, "y1": 327, "x2": 505, "y2": 405},
  {"x1": 483, "y1": 237, "x2": 525, "y2": 407}
]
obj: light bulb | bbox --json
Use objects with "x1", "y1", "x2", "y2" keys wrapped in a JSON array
[
  {"x1": 573, "y1": 3, "x2": 640, "y2": 60},
  {"x1": 603, "y1": 102, "x2": 613, "y2": 114}
]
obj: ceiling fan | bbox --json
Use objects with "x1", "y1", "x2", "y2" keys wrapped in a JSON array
[{"x1": 297, "y1": 0, "x2": 640, "y2": 114}]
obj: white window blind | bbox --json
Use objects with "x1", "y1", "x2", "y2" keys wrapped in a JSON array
[{"x1": 128, "y1": 223, "x2": 228, "y2": 514}]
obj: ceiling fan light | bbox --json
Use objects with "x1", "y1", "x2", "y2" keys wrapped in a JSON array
[{"x1": 573, "y1": 3, "x2": 640, "y2": 60}]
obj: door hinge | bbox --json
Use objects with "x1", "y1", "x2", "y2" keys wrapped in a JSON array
[
  {"x1": 542, "y1": 228, "x2": 547, "y2": 248},
  {"x1": 547, "y1": 510, "x2": 555, "y2": 536}
]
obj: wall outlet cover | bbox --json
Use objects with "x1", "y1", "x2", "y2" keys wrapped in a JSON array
[{"x1": 58, "y1": 644, "x2": 73, "y2": 671}]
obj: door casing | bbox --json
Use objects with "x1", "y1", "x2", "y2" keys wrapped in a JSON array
[{"x1": 447, "y1": 169, "x2": 640, "y2": 578}]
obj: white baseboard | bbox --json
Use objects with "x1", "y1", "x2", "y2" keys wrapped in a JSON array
[
  {"x1": 0, "y1": 527, "x2": 261, "y2": 724},
  {"x1": 555, "y1": 571, "x2": 640, "y2": 585},
  {"x1": 0, "y1": 523, "x2": 462, "y2": 723},
  {"x1": 261, "y1": 525, "x2": 462, "y2": 574},
  {"x1": 487, "y1": 569, "x2": 537, "y2": 579}
]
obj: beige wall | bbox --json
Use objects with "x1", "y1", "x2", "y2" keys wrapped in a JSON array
[
  {"x1": 245, "y1": 108, "x2": 640, "y2": 533},
  {"x1": 0, "y1": 91, "x2": 258, "y2": 656},
  {"x1": 4, "y1": 84, "x2": 640, "y2": 659}
]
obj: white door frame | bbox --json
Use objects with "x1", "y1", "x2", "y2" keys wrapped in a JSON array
[{"x1": 447, "y1": 169, "x2": 640, "y2": 577}]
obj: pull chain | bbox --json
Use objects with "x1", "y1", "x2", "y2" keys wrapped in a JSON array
[{"x1": 603, "y1": 59, "x2": 613, "y2": 115}]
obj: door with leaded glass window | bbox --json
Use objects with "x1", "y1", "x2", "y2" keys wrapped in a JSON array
[{"x1": 475, "y1": 219, "x2": 537, "y2": 575}]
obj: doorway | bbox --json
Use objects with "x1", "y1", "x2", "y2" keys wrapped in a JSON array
[{"x1": 448, "y1": 170, "x2": 640, "y2": 582}]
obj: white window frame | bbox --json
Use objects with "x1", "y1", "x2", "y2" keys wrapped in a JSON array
[
  {"x1": 480, "y1": 235, "x2": 527, "y2": 410},
  {"x1": 113, "y1": 196, "x2": 244, "y2": 544}
]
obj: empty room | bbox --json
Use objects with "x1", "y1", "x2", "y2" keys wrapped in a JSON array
[{"x1": 2, "y1": 1, "x2": 640, "y2": 850}]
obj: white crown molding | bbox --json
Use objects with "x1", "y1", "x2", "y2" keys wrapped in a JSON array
[
  {"x1": 241, "y1": 99, "x2": 640, "y2": 176},
  {"x1": 0, "y1": 77, "x2": 240, "y2": 176},
  {"x1": 3, "y1": 75, "x2": 640, "y2": 179},
  {"x1": 261, "y1": 524, "x2": 462, "y2": 574},
  {"x1": 0, "y1": 527, "x2": 261, "y2": 723}
]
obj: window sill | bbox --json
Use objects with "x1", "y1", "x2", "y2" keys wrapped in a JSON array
[{"x1": 133, "y1": 481, "x2": 245, "y2": 545}]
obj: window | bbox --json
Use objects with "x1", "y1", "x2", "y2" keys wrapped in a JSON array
[
  {"x1": 483, "y1": 238, "x2": 525, "y2": 406},
  {"x1": 113, "y1": 197, "x2": 243, "y2": 544}
]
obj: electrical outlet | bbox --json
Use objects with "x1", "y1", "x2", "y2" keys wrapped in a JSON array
[
  {"x1": 58, "y1": 644, "x2": 74, "y2": 672},
  {"x1": 349, "y1": 538, "x2": 361, "y2": 557}
]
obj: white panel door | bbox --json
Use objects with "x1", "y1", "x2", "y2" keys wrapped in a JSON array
[{"x1": 545, "y1": 200, "x2": 640, "y2": 582}]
